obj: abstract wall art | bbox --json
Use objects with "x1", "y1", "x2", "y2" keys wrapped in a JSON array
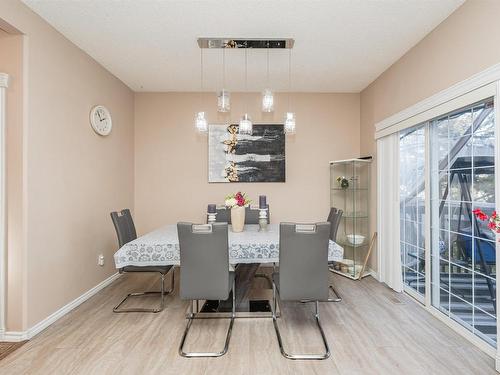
[{"x1": 208, "y1": 124, "x2": 285, "y2": 183}]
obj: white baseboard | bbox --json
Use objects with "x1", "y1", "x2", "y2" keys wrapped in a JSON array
[
  {"x1": 3, "y1": 330, "x2": 27, "y2": 342},
  {"x1": 366, "y1": 268, "x2": 380, "y2": 281},
  {"x1": 3, "y1": 272, "x2": 121, "y2": 342}
]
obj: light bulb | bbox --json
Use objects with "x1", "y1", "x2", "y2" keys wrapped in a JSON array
[
  {"x1": 239, "y1": 113, "x2": 253, "y2": 135},
  {"x1": 195, "y1": 111, "x2": 208, "y2": 133},
  {"x1": 261, "y1": 89, "x2": 274, "y2": 112},
  {"x1": 284, "y1": 112, "x2": 296, "y2": 134},
  {"x1": 217, "y1": 89, "x2": 231, "y2": 112}
]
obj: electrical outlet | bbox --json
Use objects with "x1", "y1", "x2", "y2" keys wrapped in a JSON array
[{"x1": 98, "y1": 254, "x2": 105, "y2": 266}]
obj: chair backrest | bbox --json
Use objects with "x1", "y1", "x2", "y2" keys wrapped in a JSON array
[
  {"x1": 110, "y1": 209, "x2": 137, "y2": 248},
  {"x1": 214, "y1": 207, "x2": 231, "y2": 223},
  {"x1": 327, "y1": 207, "x2": 343, "y2": 241},
  {"x1": 177, "y1": 222, "x2": 230, "y2": 301},
  {"x1": 211, "y1": 205, "x2": 271, "y2": 224},
  {"x1": 278, "y1": 222, "x2": 330, "y2": 301}
]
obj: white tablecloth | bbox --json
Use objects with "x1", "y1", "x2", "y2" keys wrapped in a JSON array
[{"x1": 114, "y1": 224, "x2": 344, "y2": 269}]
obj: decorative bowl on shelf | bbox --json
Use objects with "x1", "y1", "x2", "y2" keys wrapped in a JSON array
[{"x1": 347, "y1": 234, "x2": 365, "y2": 245}]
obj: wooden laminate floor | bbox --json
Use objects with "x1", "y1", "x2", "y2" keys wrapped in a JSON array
[
  {"x1": 0, "y1": 270, "x2": 496, "y2": 375},
  {"x1": 0, "y1": 341, "x2": 26, "y2": 361}
]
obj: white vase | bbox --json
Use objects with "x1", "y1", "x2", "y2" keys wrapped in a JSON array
[{"x1": 231, "y1": 206, "x2": 245, "y2": 232}]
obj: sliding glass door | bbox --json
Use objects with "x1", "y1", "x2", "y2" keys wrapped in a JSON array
[
  {"x1": 430, "y1": 98, "x2": 496, "y2": 346},
  {"x1": 399, "y1": 97, "x2": 497, "y2": 347},
  {"x1": 400, "y1": 125, "x2": 426, "y2": 300}
]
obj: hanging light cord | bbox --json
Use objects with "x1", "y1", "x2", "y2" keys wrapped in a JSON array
[
  {"x1": 245, "y1": 46, "x2": 248, "y2": 112},
  {"x1": 223, "y1": 48, "x2": 226, "y2": 89},
  {"x1": 288, "y1": 48, "x2": 292, "y2": 111},
  {"x1": 200, "y1": 47, "x2": 204, "y2": 107},
  {"x1": 245, "y1": 47, "x2": 248, "y2": 91},
  {"x1": 266, "y1": 44, "x2": 270, "y2": 87}
]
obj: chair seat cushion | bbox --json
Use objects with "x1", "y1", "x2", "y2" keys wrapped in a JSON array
[{"x1": 121, "y1": 265, "x2": 173, "y2": 274}]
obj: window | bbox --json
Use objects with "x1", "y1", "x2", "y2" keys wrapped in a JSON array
[
  {"x1": 430, "y1": 98, "x2": 496, "y2": 346},
  {"x1": 379, "y1": 80, "x2": 498, "y2": 353},
  {"x1": 400, "y1": 125, "x2": 426, "y2": 300}
]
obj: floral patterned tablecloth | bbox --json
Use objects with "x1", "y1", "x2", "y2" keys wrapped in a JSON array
[{"x1": 114, "y1": 224, "x2": 344, "y2": 269}]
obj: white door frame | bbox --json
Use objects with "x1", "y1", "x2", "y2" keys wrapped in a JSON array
[{"x1": 0, "y1": 72, "x2": 8, "y2": 339}]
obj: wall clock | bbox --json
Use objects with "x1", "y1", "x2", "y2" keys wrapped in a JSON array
[{"x1": 90, "y1": 105, "x2": 112, "y2": 136}]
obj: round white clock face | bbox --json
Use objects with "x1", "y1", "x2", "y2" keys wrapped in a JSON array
[{"x1": 90, "y1": 105, "x2": 112, "y2": 136}]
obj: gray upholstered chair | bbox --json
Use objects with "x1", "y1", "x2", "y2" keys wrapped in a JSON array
[
  {"x1": 272, "y1": 222, "x2": 331, "y2": 360},
  {"x1": 326, "y1": 207, "x2": 343, "y2": 302},
  {"x1": 111, "y1": 209, "x2": 174, "y2": 313},
  {"x1": 177, "y1": 222, "x2": 235, "y2": 357},
  {"x1": 209, "y1": 205, "x2": 270, "y2": 224},
  {"x1": 327, "y1": 207, "x2": 343, "y2": 242}
]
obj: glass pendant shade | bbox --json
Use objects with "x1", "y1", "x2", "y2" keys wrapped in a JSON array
[
  {"x1": 261, "y1": 89, "x2": 274, "y2": 112},
  {"x1": 239, "y1": 113, "x2": 253, "y2": 135},
  {"x1": 217, "y1": 89, "x2": 231, "y2": 112},
  {"x1": 195, "y1": 111, "x2": 208, "y2": 133},
  {"x1": 284, "y1": 112, "x2": 296, "y2": 134}
]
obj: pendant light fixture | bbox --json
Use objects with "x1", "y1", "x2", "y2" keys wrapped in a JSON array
[
  {"x1": 195, "y1": 47, "x2": 208, "y2": 133},
  {"x1": 217, "y1": 48, "x2": 230, "y2": 112},
  {"x1": 261, "y1": 44, "x2": 274, "y2": 112},
  {"x1": 197, "y1": 37, "x2": 295, "y2": 131},
  {"x1": 284, "y1": 48, "x2": 296, "y2": 134},
  {"x1": 239, "y1": 47, "x2": 253, "y2": 135}
]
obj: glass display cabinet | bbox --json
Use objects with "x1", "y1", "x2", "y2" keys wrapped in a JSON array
[{"x1": 330, "y1": 158, "x2": 373, "y2": 279}]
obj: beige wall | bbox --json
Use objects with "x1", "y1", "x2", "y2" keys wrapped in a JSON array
[
  {"x1": 0, "y1": 2, "x2": 134, "y2": 330},
  {"x1": 360, "y1": 0, "x2": 500, "y2": 271},
  {"x1": 0, "y1": 29, "x2": 25, "y2": 331},
  {"x1": 135, "y1": 92, "x2": 360, "y2": 233},
  {"x1": 2, "y1": 0, "x2": 496, "y2": 332}
]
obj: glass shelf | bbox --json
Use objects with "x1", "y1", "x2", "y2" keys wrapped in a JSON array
[
  {"x1": 330, "y1": 158, "x2": 372, "y2": 280},
  {"x1": 337, "y1": 241, "x2": 369, "y2": 249}
]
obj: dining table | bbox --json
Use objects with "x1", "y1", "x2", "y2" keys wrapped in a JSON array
[
  {"x1": 113, "y1": 223, "x2": 344, "y2": 318},
  {"x1": 114, "y1": 223, "x2": 344, "y2": 269}
]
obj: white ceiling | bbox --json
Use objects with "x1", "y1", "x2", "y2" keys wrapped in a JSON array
[{"x1": 23, "y1": 0, "x2": 464, "y2": 93}]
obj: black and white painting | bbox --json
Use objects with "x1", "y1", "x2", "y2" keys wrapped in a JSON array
[{"x1": 208, "y1": 124, "x2": 285, "y2": 183}]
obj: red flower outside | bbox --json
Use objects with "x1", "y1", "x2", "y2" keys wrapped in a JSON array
[
  {"x1": 473, "y1": 209, "x2": 488, "y2": 221},
  {"x1": 473, "y1": 209, "x2": 500, "y2": 241}
]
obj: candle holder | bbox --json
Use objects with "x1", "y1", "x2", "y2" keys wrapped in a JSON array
[
  {"x1": 258, "y1": 208, "x2": 268, "y2": 232},
  {"x1": 207, "y1": 212, "x2": 217, "y2": 223}
]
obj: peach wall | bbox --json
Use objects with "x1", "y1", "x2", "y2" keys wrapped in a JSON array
[
  {"x1": 360, "y1": 0, "x2": 500, "y2": 271},
  {"x1": 1, "y1": 0, "x2": 494, "y2": 334},
  {"x1": 0, "y1": 2, "x2": 134, "y2": 329},
  {"x1": 0, "y1": 29, "x2": 25, "y2": 331},
  {"x1": 135, "y1": 92, "x2": 360, "y2": 233}
]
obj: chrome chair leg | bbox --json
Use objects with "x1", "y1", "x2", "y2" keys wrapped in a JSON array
[
  {"x1": 301, "y1": 285, "x2": 342, "y2": 303},
  {"x1": 327, "y1": 267, "x2": 342, "y2": 302},
  {"x1": 113, "y1": 267, "x2": 175, "y2": 313},
  {"x1": 272, "y1": 283, "x2": 330, "y2": 360},
  {"x1": 301, "y1": 275, "x2": 342, "y2": 303},
  {"x1": 255, "y1": 263, "x2": 276, "y2": 288},
  {"x1": 327, "y1": 285, "x2": 342, "y2": 302},
  {"x1": 179, "y1": 279, "x2": 235, "y2": 358}
]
